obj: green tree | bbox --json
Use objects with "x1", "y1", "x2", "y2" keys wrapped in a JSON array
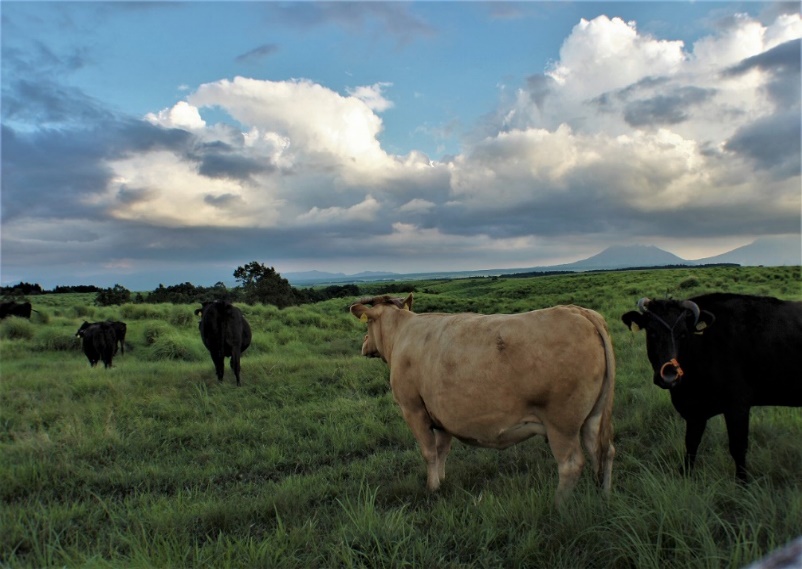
[
  {"x1": 95, "y1": 284, "x2": 131, "y2": 306},
  {"x1": 233, "y1": 261, "x2": 296, "y2": 308}
]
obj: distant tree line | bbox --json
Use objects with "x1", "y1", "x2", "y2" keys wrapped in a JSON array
[
  {"x1": 0, "y1": 282, "x2": 45, "y2": 297},
  {"x1": 3, "y1": 262, "x2": 367, "y2": 308}
]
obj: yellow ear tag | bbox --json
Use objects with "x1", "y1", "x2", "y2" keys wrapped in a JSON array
[
  {"x1": 360, "y1": 313, "x2": 369, "y2": 323},
  {"x1": 694, "y1": 322, "x2": 707, "y2": 334},
  {"x1": 631, "y1": 322, "x2": 641, "y2": 332},
  {"x1": 403, "y1": 303, "x2": 410, "y2": 311}
]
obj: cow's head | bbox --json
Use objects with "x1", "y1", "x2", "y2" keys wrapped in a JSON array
[
  {"x1": 622, "y1": 297, "x2": 715, "y2": 388},
  {"x1": 75, "y1": 321, "x2": 91, "y2": 337},
  {"x1": 350, "y1": 293, "x2": 413, "y2": 361}
]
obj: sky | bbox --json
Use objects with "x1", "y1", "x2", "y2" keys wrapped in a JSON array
[{"x1": 1, "y1": 1, "x2": 800, "y2": 291}]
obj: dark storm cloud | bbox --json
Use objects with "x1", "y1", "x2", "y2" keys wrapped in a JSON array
[
  {"x1": 1, "y1": 124, "x2": 113, "y2": 221},
  {"x1": 725, "y1": 38, "x2": 801, "y2": 108},
  {"x1": 592, "y1": 77, "x2": 716, "y2": 127},
  {"x1": 116, "y1": 186, "x2": 158, "y2": 206},
  {"x1": 2, "y1": 78, "x2": 113, "y2": 127},
  {"x1": 188, "y1": 142, "x2": 274, "y2": 181},
  {"x1": 725, "y1": 111, "x2": 801, "y2": 178},
  {"x1": 116, "y1": 120, "x2": 194, "y2": 155},
  {"x1": 235, "y1": 43, "x2": 279, "y2": 64},
  {"x1": 622, "y1": 87, "x2": 715, "y2": 127},
  {"x1": 435, "y1": 190, "x2": 801, "y2": 244},
  {"x1": 721, "y1": 39, "x2": 801, "y2": 177},
  {"x1": 1, "y1": 108, "x2": 195, "y2": 223},
  {"x1": 204, "y1": 193, "x2": 245, "y2": 209},
  {"x1": 197, "y1": 154, "x2": 268, "y2": 181}
]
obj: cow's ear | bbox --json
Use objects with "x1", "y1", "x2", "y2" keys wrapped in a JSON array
[
  {"x1": 350, "y1": 303, "x2": 375, "y2": 323},
  {"x1": 403, "y1": 293, "x2": 413, "y2": 311},
  {"x1": 695, "y1": 310, "x2": 715, "y2": 333},
  {"x1": 622, "y1": 311, "x2": 645, "y2": 332}
]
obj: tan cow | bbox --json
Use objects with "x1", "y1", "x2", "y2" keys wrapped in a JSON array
[{"x1": 350, "y1": 293, "x2": 616, "y2": 505}]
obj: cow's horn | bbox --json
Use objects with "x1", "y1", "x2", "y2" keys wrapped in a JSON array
[
  {"x1": 637, "y1": 297, "x2": 651, "y2": 312},
  {"x1": 680, "y1": 300, "x2": 700, "y2": 325}
]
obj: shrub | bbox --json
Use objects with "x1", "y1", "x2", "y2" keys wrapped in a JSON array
[
  {"x1": 30, "y1": 310, "x2": 50, "y2": 325},
  {"x1": 34, "y1": 328, "x2": 79, "y2": 352},
  {"x1": 0, "y1": 318, "x2": 35, "y2": 340},
  {"x1": 147, "y1": 333, "x2": 204, "y2": 361},
  {"x1": 120, "y1": 304, "x2": 165, "y2": 320},
  {"x1": 679, "y1": 277, "x2": 701, "y2": 290},
  {"x1": 73, "y1": 305, "x2": 95, "y2": 318},
  {"x1": 141, "y1": 322, "x2": 173, "y2": 345},
  {"x1": 167, "y1": 306, "x2": 196, "y2": 328}
]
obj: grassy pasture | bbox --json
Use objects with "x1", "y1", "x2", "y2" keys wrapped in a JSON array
[{"x1": 1, "y1": 265, "x2": 801, "y2": 568}]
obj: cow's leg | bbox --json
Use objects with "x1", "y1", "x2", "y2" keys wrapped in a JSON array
[
  {"x1": 211, "y1": 353, "x2": 225, "y2": 381},
  {"x1": 230, "y1": 348, "x2": 242, "y2": 387},
  {"x1": 682, "y1": 417, "x2": 707, "y2": 476},
  {"x1": 546, "y1": 429, "x2": 585, "y2": 506},
  {"x1": 581, "y1": 414, "x2": 615, "y2": 493},
  {"x1": 581, "y1": 415, "x2": 601, "y2": 480},
  {"x1": 398, "y1": 404, "x2": 440, "y2": 491},
  {"x1": 724, "y1": 409, "x2": 750, "y2": 483},
  {"x1": 434, "y1": 428, "x2": 453, "y2": 484}
]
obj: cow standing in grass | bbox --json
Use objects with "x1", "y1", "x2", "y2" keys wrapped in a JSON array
[
  {"x1": 622, "y1": 293, "x2": 802, "y2": 481},
  {"x1": 195, "y1": 300, "x2": 252, "y2": 386},
  {"x1": 77, "y1": 320, "x2": 127, "y2": 355},
  {"x1": 0, "y1": 301, "x2": 35, "y2": 319},
  {"x1": 75, "y1": 321, "x2": 117, "y2": 368},
  {"x1": 351, "y1": 294, "x2": 616, "y2": 506}
]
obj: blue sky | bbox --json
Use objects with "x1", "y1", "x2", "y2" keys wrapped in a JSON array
[{"x1": 2, "y1": 1, "x2": 800, "y2": 290}]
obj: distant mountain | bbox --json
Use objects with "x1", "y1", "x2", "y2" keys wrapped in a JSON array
[
  {"x1": 285, "y1": 269, "x2": 399, "y2": 285},
  {"x1": 352, "y1": 271, "x2": 401, "y2": 279},
  {"x1": 285, "y1": 270, "x2": 347, "y2": 281},
  {"x1": 695, "y1": 236, "x2": 801, "y2": 266},
  {"x1": 555, "y1": 244, "x2": 688, "y2": 271},
  {"x1": 284, "y1": 236, "x2": 800, "y2": 285}
]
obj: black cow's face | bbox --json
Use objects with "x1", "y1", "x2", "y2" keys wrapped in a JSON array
[
  {"x1": 75, "y1": 321, "x2": 91, "y2": 337},
  {"x1": 622, "y1": 299, "x2": 714, "y2": 389}
]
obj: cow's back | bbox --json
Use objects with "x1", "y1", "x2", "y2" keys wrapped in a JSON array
[
  {"x1": 687, "y1": 294, "x2": 802, "y2": 405},
  {"x1": 390, "y1": 306, "x2": 608, "y2": 443}
]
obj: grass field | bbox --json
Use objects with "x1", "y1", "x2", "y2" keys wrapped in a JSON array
[{"x1": 1, "y1": 266, "x2": 801, "y2": 568}]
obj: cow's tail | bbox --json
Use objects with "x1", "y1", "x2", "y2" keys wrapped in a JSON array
[{"x1": 579, "y1": 308, "x2": 616, "y2": 494}]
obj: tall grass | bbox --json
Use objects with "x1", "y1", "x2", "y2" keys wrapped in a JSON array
[{"x1": 1, "y1": 266, "x2": 800, "y2": 567}]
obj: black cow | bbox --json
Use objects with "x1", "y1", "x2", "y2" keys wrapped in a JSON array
[
  {"x1": 75, "y1": 321, "x2": 117, "y2": 368},
  {"x1": 76, "y1": 320, "x2": 127, "y2": 355},
  {"x1": 0, "y1": 301, "x2": 34, "y2": 319},
  {"x1": 622, "y1": 293, "x2": 802, "y2": 481},
  {"x1": 194, "y1": 300, "x2": 252, "y2": 386}
]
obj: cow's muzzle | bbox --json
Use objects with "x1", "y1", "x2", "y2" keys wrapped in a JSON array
[
  {"x1": 658, "y1": 358, "x2": 684, "y2": 387},
  {"x1": 361, "y1": 335, "x2": 381, "y2": 358}
]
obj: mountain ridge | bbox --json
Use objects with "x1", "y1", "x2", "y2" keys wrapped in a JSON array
[{"x1": 284, "y1": 236, "x2": 801, "y2": 285}]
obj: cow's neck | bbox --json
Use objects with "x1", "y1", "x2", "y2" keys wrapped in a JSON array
[{"x1": 378, "y1": 309, "x2": 413, "y2": 366}]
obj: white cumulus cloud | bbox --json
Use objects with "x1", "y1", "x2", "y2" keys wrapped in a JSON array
[{"x1": 145, "y1": 101, "x2": 206, "y2": 130}]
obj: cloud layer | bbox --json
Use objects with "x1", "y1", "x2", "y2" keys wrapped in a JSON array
[{"x1": 2, "y1": 6, "x2": 800, "y2": 288}]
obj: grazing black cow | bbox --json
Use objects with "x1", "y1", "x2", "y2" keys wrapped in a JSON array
[
  {"x1": 622, "y1": 293, "x2": 802, "y2": 481},
  {"x1": 76, "y1": 320, "x2": 127, "y2": 355},
  {"x1": 0, "y1": 301, "x2": 34, "y2": 319},
  {"x1": 194, "y1": 300, "x2": 252, "y2": 386},
  {"x1": 75, "y1": 321, "x2": 117, "y2": 368}
]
